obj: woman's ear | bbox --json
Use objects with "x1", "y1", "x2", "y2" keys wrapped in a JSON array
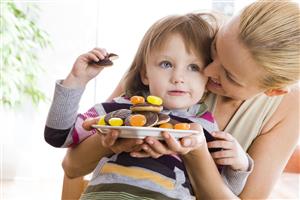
[
  {"x1": 264, "y1": 88, "x2": 289, "y2": 96},
  {"x1": 140, "y1": 68, "x2": 149, "y2": 85}
]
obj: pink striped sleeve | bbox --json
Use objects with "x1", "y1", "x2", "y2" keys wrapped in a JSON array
[{"x1": 71, "y1": 107, "x2": 99, "y2": 145}]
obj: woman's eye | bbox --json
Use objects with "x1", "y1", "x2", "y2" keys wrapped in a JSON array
[
  {"x1": 188, "y1": 64, "x2": 200, "y2": 72},
  {"x1": 225, "y1": 72, "x2": 240, "y2": 86},
  {"x1": 159, "y1": 61, "x2": 172, "y2": 69}
]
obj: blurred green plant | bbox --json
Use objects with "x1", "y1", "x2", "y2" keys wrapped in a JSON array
[{"x1": 0, "y1": 2, "x2": 51, "y2": 109}]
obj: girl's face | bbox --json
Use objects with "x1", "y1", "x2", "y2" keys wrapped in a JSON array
[
  {"x1": 141, "y1": 33, "x2": 207, "y2": 110},
  {"x1": 204, "y1": 16, "x2": 266, "y2": 101}
]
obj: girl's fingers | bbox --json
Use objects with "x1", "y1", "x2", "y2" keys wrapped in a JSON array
[
  {"x1": 161, "y1": 132, "x2": 182, "y2": 151},
  {"x1": 84, "y1": 52, "x2": 100, "y2": 62},
  {"x1": 82, "y1": 117, "x2": 100, "y2": 131},
  {"x1": 214, "y1": 157, "x2": 235, "y2": 166},
  {"x1": 144, "y1": 136, "x2": 172, "y2": 155},
  {"x1": 104, "y1": 130, "x2": 119, "y2": 147},
  {"x1": 91, "y1": 49, "x2": 106, "y2": 60},
  {"x1": 207, "y1": 140, "x2": 233, "y2": 150},
  {"x1": 211, "y1": 149, "x2": 234, "y2": 159},
  {"x1": 141, "y1": 144, "x2": 162, "y2": 159},
  {"x1": 94, "y1": 47, "x2": 108, "y2": 55},
  {"x1": 122, "y1": 139, "x2": 143, "y2": 153},
  {"x1": 130, "y1": 151, "x2": 151, "y2": 158}
]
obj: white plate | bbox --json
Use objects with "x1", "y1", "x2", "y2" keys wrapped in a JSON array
[{"x1": 92, "y1": 125, "x2": 199, "y2": 140}]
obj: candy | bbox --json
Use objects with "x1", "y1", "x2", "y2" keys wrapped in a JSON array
[
  {"x1": 147, "y1": 95, "x2": 163, "y2": 106},
  {"x1": 129, "y1": 114, "x2": 147, "y2": 127},
  {"x1": 98, "y1": 115, "x2": 106, "y2": 125},
  {"x1": 130, "y1": 96, "x2": 145, "y2": 105},
  {"x1": 174, "y1": 123, "x2": 190, "y2": 130},
  {"x1": 108, "y1": 118, "x2": 123, "y2": 126},
  {"x1": 159, "y1": 123, "x2": 173, "y2": 129}
]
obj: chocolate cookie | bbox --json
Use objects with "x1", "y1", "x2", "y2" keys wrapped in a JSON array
[
  {"x1": 156, "y1": 113, "x2": 170, "y2": 125},
  {"x1": 130, "y1": 102, "x2": 163, "y2": 113},
  {"x1": 104, "y1": 109, "x2": 131, "y2": 124},
  {"x1": 95, "y1": 53, "x2": 119, "y2": 66},
  {"x1": 137, "y1": 111, "x2": 159, "y2": 127}
]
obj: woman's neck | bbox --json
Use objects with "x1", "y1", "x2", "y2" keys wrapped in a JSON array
[{"x1": 214, "y1": 96, "x2": 244, "y2": 131}]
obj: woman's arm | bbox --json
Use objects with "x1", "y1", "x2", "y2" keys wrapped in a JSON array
[
  {"x1": 62, "y1": 133, "x2": 111, "y2": 178},
  {"x1": 183, "y1": 88, "x2": 299, "y2": 199},
  {"x1": 183, "y1": 145, "x2": 238, "y2": 199},
  {"x1": 240, "y1": 87, "x2": 299, "y2": 198}
]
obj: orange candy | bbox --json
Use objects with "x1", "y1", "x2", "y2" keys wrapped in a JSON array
[
  {"x1": 159, "y1": 123, "x2": 173, "y2": 129},
  {"x1": 174, "y1": 123, "x2": 190, "y2": 130},
  {"x1": 129, "y1": 114, "x2": 147, "y2": 127},
  {"x1": 130, "y1": 96, "x2": 145, "y2": 105}
]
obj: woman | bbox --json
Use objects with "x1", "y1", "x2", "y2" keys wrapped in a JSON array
[{"x1": 62, "y1": 0, "x2": 299, "y2": 199}]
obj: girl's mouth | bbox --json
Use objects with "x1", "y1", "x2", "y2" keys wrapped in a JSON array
[{"x1": 168, "y1": 90, "x2": 187, "y2": 96}]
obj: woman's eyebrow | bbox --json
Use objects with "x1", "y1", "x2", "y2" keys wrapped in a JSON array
[{"x1": 215, "y1": 36, "x2": 244, "y2": 85}]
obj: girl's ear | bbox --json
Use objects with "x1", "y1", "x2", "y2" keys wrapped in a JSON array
[
  {"x1": 264, "y1": 88, "x2": 289, "y2": 96},
  {"x1": 140, "y1": 68, "x2": 149, "y2": 85}
]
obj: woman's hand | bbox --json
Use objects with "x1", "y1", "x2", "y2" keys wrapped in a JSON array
[
  {"x1": 130, "y1": 123, "x2": 206, "y2": 158},
  {"x1": 63, "y1": 48, "x2": 114, "y2": 88},
  {"x1": 208, "y1": 131, "x2": 249, "y2": 171},
  {"x1": 82, "y1": 117, "x2": 144, "y2": 154}
]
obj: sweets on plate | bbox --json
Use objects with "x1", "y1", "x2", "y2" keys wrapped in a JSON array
[{"x1": 99, "y1": 95, "x2": 190, "y2": 130}]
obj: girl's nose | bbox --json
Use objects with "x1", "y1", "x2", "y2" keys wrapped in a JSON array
[{"x1": 171, "y1": 70, "x2": 184, "y2": 84}]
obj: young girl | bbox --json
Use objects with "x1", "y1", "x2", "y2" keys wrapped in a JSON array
[{"x1": 45, "y1": 13, "x2": 253, "y2": 199}]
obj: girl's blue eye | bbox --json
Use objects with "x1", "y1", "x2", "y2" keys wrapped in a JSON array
[
  {"x1": 159, "y1": 61, "x2": 172, "y2": 69},
  {"x1": 188, "y1": 64, "x2": 200, "y2": 72}
]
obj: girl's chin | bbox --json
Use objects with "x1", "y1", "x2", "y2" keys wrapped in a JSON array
[{"x1": 163, "y1": 102, "x2": 189, "y2": 110}]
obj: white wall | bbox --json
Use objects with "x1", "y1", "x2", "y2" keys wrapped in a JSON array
[{"x1": 2, "y1": 0, "x2": 262, "y2": 182}]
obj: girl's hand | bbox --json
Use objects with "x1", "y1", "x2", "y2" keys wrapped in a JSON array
[
  {"x1": 208, "y1": 131, "x2": 249, "y2": 171},
  {"x1": 63, "y1": 48, "x2": 114, "y2": 88},
  {"x1": 82, "y1": 117, "x2": 144, "y2": 154},
  {"x1": 130, "y1": 123, "x2": 206, "y2": 158}
]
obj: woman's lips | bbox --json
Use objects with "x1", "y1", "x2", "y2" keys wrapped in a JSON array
[
  {"x1": 168, "y1": 90, "x2": 187, "y2": 96},
  {"x1": 207, "y1": 78, "x2": 222, "y2": 88}
]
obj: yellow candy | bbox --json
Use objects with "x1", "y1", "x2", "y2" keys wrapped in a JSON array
[
  {"x1": 147, "y1": 95, "x2": 163, "y2": 106},
  {"x1": 97, "y1": 115, "x2": 106, "y2": 125},
  {"x1": 108, "y1": 118, "x2": 123, "y2": 126}
]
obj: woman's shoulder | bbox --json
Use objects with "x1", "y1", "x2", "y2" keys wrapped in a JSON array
[{"x1": 261, "y1": 84, "x2": 299, "y2": 135}]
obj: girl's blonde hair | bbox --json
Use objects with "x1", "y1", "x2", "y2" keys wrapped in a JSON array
[
  {"x1": 239, "y1": 0, "x2": 300, "y2": 89},
  {"x1": 124, "y1": 13, "x2": 217, "y2": 97}
]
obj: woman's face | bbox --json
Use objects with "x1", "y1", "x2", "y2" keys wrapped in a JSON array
[{"x1": 204, "y1": 16, "x2": 267, "y2": 101}]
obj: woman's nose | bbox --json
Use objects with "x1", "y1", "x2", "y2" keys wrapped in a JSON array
[{"x1": 204, "y1": 59, "x2": 220, "y2": 78}]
